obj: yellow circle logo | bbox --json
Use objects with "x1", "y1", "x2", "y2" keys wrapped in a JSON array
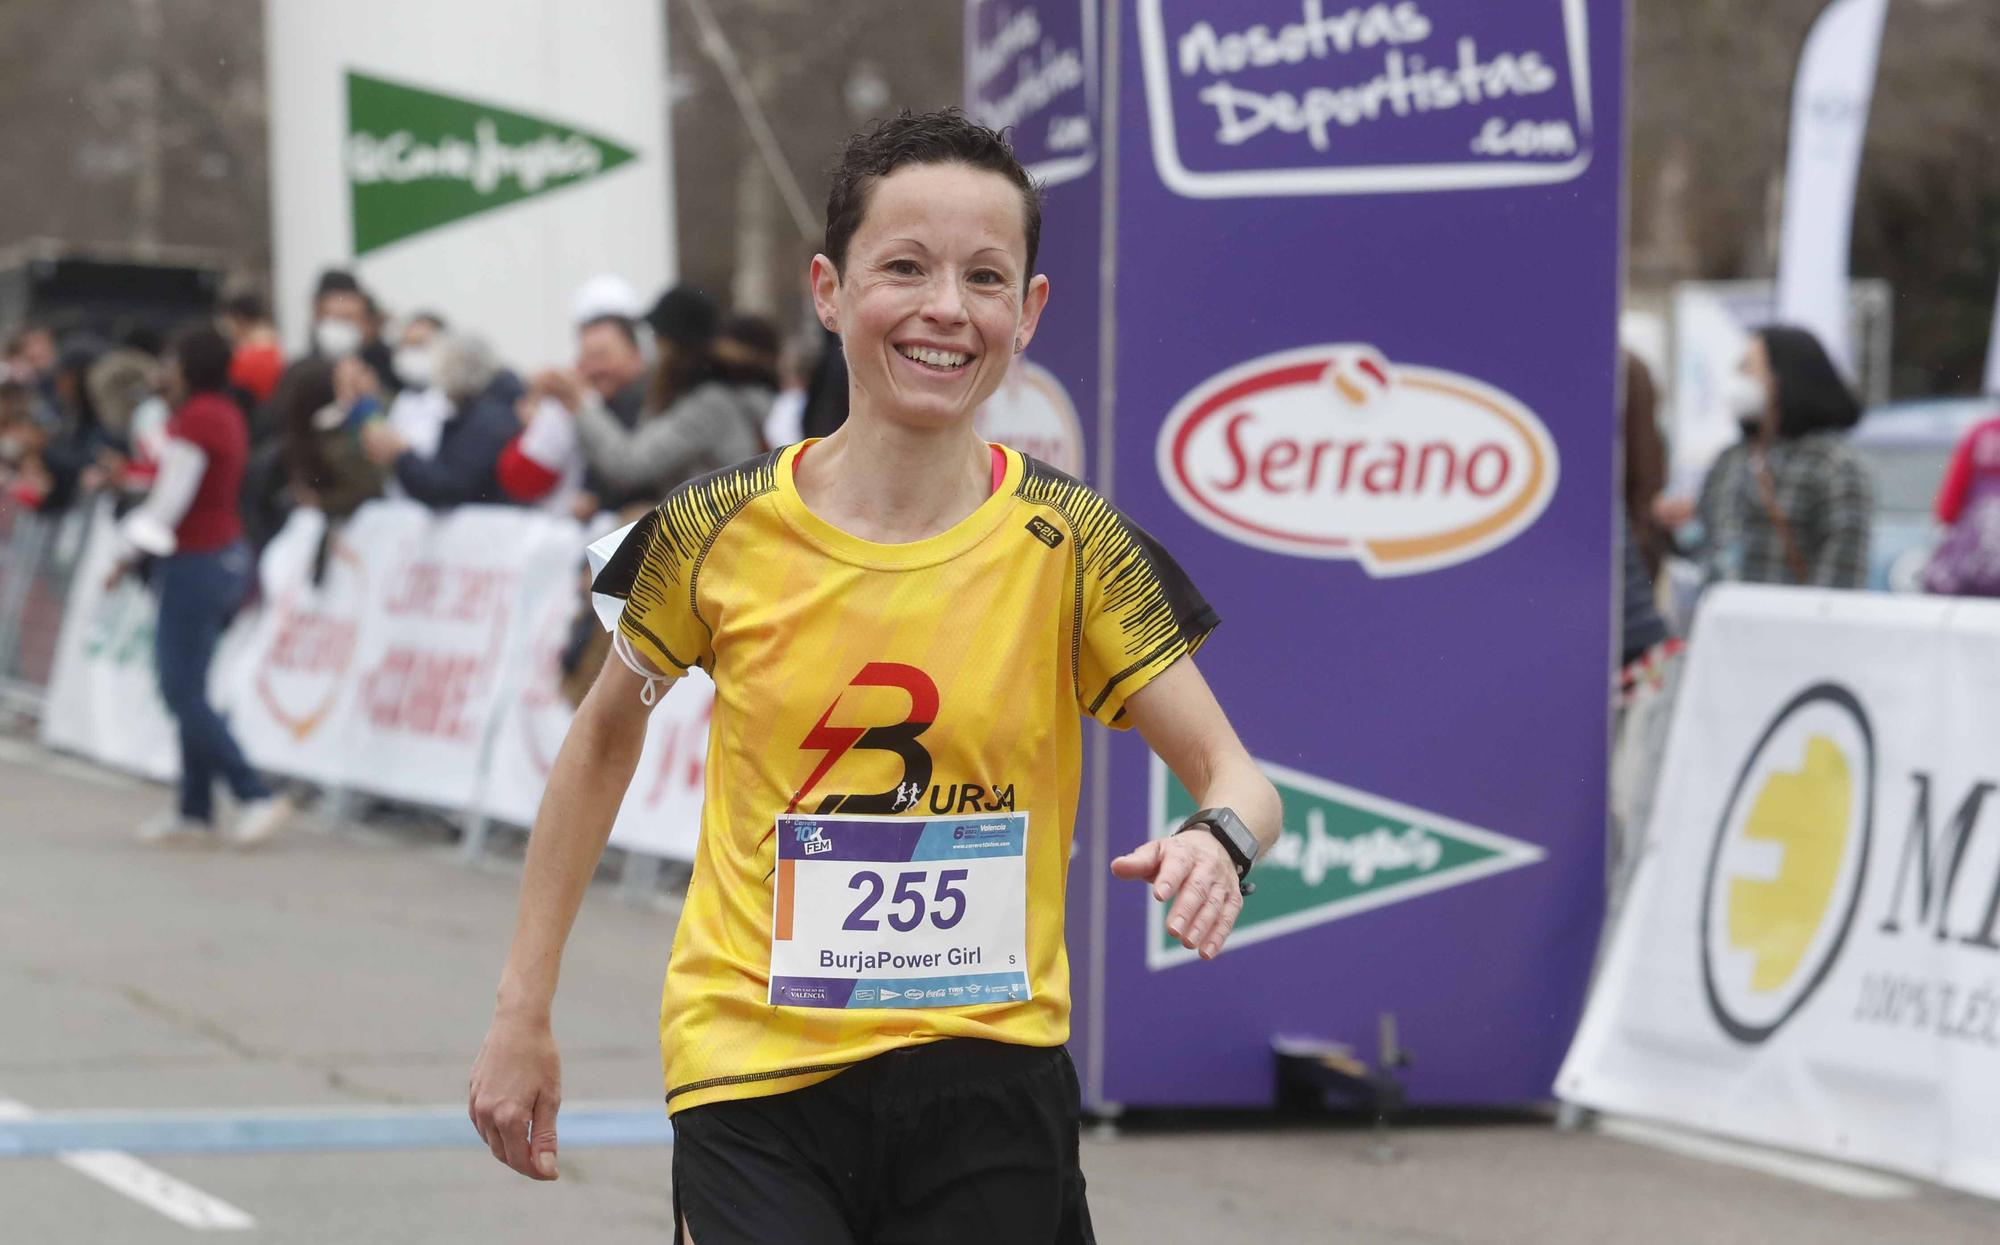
[{"x1": 1700, "y1": 684, "x2": 1875, "y2": 1044}]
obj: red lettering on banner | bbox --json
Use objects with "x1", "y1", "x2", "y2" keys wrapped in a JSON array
[
  {"x1": 359, "y1": 649, "x2": 482, "y2": 740},
  {"x1": 267, "y1": 611, "x2": 356, "y2": 674},
  {"x1": 1212, "y1": 416, "x2": 1511, "y2": 502}
]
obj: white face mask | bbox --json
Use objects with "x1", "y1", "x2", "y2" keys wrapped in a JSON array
[
  {"x1": 314, "y1": 318, "x2": 365, "y2": 359},
  {"x1": 394, "y1": 346, "x2": 436, "y2": 390},
  {"x1": 1724, "y1": 371, "x2": 1769, "y2": 422}
]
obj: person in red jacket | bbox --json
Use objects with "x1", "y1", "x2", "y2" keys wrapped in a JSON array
[{"x1": 116, "y1": 325, "x2": 293, "y2": 847}]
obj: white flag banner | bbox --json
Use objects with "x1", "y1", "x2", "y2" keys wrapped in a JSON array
[{"x1": 1774, "y1": 0, "x2": 1887, "y2": 376}]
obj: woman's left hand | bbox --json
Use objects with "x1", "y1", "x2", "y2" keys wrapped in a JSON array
[
  {"x1": 1111, "y1": 831, "x2": 1245, "y2": 960},
  {"x1": 359, "y1": 420, "x2": 407, "y2": 466}
]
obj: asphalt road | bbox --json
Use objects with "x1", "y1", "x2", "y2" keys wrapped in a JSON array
[{"x1": 5, "y1": 735, "x2": 2000, "y2": 1243}]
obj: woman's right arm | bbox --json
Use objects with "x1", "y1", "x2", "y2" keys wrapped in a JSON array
[
  {"x1": 468, "y1": 652, "x2": 662, "y2": 1181},
  {"x1": 1935, "y1": 428, "x2": 1980, "y2": 526}
]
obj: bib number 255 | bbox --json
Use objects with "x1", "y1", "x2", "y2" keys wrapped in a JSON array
[{"x1": 843, "y1": 867, "x2": 968, "y2": 933}]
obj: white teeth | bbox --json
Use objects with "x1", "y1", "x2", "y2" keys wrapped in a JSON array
[{"x1": 899, "y1": 345, "x2": 970, "y2": 369}]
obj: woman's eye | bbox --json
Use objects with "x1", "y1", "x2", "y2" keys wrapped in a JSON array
[
  {"x1": 970, "y1": 270, "x2": 1003, "y2": 285},
  {"x1": 888, "y1": 259, "x2": 921, "y2": 276}
]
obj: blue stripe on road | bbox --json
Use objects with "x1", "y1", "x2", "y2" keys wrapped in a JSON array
[{"x1": 0, "y1": 1104, "x2": 673, "y2": 1159}]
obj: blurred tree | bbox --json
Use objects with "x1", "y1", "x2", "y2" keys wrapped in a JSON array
[
  {"x1": 664, "y1": 0, "x2": 960, "y2": 327},
  {"x1": 0, "y1": 1, "x2": 1993, "y2": 395},
  {"x1": 0, "y1": 0, "x2": 266, "y2": 273},
  {"x1": 1630, "y1": 0, "x2": 2000, "y2": 397}
]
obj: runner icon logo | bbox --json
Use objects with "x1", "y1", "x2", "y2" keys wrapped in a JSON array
[{"x1": 1700, "y1": 683, "x2": 1876, "y2": 1045}]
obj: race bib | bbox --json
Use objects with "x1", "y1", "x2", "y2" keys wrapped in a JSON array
[{"x1": 769, "y1": 812, "x2": 1032, "y2": 1009}]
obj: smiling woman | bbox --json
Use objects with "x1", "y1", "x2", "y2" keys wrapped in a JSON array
[{"x1": 469, "y1": 108, "x2": 1281, "y2": 1245}]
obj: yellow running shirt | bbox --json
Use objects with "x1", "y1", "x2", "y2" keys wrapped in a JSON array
[{"x1": 595, "y1": 441, "x2": 1217, "y2": 1113}]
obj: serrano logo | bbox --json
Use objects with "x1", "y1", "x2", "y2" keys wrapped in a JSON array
[
  {"x1": 254, "y1": 541, "x2": 366, "y2": 741},
  {"x1": 1700, "y1": 684, "x2": 1875, "y2": 1045},
  {"x1": 1156, "y1": 344, "x2": 1557, "y2": 575}
]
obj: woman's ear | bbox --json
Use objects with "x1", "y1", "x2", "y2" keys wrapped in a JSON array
[
  {"x1": 809, "y1": 255, "x2": 841, "y2": 334},
  {"x1": 1013, "y1": 274, "x2": 1052, "y2": 358}
]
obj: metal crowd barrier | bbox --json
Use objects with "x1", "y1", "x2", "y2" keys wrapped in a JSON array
[{"x1": 0, "y1": 498, "x2": 88, "y2": 719}]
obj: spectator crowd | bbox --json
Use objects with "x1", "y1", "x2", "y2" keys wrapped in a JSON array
[{"x1": 0, "y1": 268, "x2": 848, "y2": 548}]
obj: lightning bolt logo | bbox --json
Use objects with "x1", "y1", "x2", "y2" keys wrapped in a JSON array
[
  {"x1": 788, "y1": 702, "x2": 865, "y2": 815},
  {"x1": 787, "y1": 663, "x2": 938, "y2": 815}
]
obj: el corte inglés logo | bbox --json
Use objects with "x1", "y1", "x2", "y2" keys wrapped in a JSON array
[
  {"x1": 1149, "y1": 756, "x2": 1542, "y2": 969},
  {"x1": 344, "y1": 71, "x2": 638, "y2": 255},
  {"x1": 1700, "y1": 683, "x2": 1875, "y2": 1044},
  {"x1": 1155, "y1": 344, "x2": 1557, "y2": 574}
]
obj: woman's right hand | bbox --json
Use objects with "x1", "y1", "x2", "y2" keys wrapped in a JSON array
[
  {"x1": 468, "y1": 1010, "x2": 563, "y2": 1181},
  {"x1": 1652, "y1": 494, "x2": 1696, "y2": 531}
]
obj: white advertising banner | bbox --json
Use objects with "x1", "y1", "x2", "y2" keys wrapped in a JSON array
[
  {"x1": 235, "y1": 503, "x2": 573, "y2": 808},
  {"x1": 40, "y1": 498, "x2": 715, "y2": 862},
  {"x1": 1559, "y1": 585, "x2": 2000, "y2": 1199},
  {"x1": 1773, "y1": 0, "x2": 1887, "y2": 375},
  {"x1": 475, "y1": 521, "x2": 716, "y2": 865},
  {"x1": 38, "y1": 500, "x2": 256, "y2": 782},
  {"x1": 264, "y1": 0, "x2": 674, "y2": 369}
]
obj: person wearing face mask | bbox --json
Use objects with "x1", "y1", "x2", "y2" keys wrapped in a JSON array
[
  {"x1": 358, "y1": 332, "x2": 522, "y2": 509},
  {"x1": 381, "y1": 312, "x2": 454, "y2": 492},
  {"x1": 1654, "y1": 325, "x2": 1873, "y2": 589}
]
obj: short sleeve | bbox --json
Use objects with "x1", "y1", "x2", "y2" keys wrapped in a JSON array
[
  {"x1": 589, "y1": 506, "x2": 714, "y2": 679},
  {"x1": 1077, "y1": 514, "x2": 1219, "y2": 728},
  {"x1": 164, "y1": 401, "x2": 224, "y2": 456}
]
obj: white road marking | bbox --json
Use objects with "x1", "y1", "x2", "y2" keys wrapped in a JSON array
[
  {"x1": 1597, "y1": 1117, "x2": 1918, "y2": 1200},
  {"x1": 0, "y1": 1098, "x2": 255, "y2": 1231}
]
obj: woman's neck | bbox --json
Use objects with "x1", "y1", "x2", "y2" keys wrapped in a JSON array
[{"x1": 797, "y1": 414, "x2": 991, "y2": 544}]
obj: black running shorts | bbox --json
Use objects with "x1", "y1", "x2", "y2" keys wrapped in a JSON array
[{"x1": 671, "y1": 1038, "x2": 1095, "y2": 1244}]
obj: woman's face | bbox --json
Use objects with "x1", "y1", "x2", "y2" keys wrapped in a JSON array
[
  {"x1": 1739, "y1": 336, "x2": 1776, "y2": 419},
  {"x1": 811, "y1": 163, "x2": 1048, "y2": 433},
  {"x1": 162, "y1": 354, "x2": 188, "y2": 407}
]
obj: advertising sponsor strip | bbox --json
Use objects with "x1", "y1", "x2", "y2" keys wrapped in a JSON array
[{"x1": 1559, "y1": 586, "x2": 2000, "y2": 1201}]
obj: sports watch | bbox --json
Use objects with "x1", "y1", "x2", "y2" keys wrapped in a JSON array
[{"x1": 1174, "y1": 806, "x2": 1260, "y2": 896}]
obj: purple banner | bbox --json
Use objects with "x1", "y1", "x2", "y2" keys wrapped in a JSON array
[{"x1": 969, "y1": 0, "x2": 1624, "y2": 1109}]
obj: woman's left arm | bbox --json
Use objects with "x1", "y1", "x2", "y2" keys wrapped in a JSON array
[
  {"x1": 1113, "y1": 656, "x2": 1282, "y2": 960},
  {"x1": 1813, "y1": 451, "x2": 1875, "y2": 589}
]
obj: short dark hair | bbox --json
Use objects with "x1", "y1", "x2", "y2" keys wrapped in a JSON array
[
  {"x1": 223, "y1": 291, "x2": 266, "y2": 323},
  {"x1": 315, "y1": 268, "x2": 361, "y2": 299},
  {"x1": 580, "y1": 314, "x2": 640, "y2": 350},
  {"x1": 1759, "y1": 325, "x2": 1862, "y2": 439},
  {"x1": 171, "y1": 324, "x2": 234, "y2": 394},
  {"x1": 823, "y1": 108, "x2": 1042, "y2": 275},
  {"x1": 408, "y1": 310, "x2": 448, "y2": 333}
]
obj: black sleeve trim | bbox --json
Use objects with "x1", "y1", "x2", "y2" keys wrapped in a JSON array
[
  {"x1": 590, "y1": 450, "x2": 780, "y2": 649},
  {"x1": 1015, "y1": 455, "x2": 1220, "y2": 705}
]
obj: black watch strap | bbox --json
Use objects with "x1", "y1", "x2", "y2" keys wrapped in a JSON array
[{"x1": 1175, "y1": 806, "x2": 1259, "y2": 895}]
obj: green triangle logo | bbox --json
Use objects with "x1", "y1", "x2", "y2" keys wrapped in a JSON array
[
  {"x1": 344, "y1": 70, "x2": 638, "y2": 255},
  {"x1": 1149, "y1": 757, "x2": 1544, "y2": 968}
]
